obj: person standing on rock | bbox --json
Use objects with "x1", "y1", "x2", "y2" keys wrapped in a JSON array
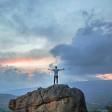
[{"x1": 48, "y1": 66, "x2": 64, "y2": 85}]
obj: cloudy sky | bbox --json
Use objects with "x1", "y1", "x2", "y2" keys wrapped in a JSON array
[{"x1": 0, "y1": 0, "x2": 112, "y2": 92}]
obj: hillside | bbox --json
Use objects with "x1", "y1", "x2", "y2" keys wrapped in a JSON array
[{"x1": 0, "y1": 94, "x2": 16, "y2": 112}]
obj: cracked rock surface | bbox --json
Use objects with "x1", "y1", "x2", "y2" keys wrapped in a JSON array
[{"x1": 9, "y1": 84, "x2": 88, "y2": 112}]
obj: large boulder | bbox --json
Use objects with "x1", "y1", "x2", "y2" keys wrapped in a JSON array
[{"x1": 9, "y1": 84, "x2": 88, "y2": 112}]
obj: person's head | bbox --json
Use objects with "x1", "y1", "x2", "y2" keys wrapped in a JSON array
[{"x1": 55, "y1": 66, "x2": 57, "y2": 69}]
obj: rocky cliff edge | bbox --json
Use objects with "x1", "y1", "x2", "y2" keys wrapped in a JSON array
[{"x1": 9, "y1": 84, "x2": 88, "y2": 112}]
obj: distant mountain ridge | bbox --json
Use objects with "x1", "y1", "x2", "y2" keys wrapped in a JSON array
[
  {"x1": 0, "y1": 94, "x2": 16, "y2": 112},
  {"x1": 0, "y1": 94, "x2": 16, "y2": 104},
  {"x1": 2, "y1": 80, "x2": 112, "y2": 105},
  {"x1": 4, "y1": 87, "x2": 38, "y2": 96},
  {"x1": 1, "y1": 80, "x2": 112, "y2": 111},
  {"x1": 69, "y1": 80, "x2": 112, "y2": 110}
]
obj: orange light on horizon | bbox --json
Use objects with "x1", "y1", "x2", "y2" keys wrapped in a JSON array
[
  {"x1": 96, "y1": 74, "x2": 112, "y2": 80},
  {"x1": 0, "y1": 57, "x2": 56, "y2": 67},
  {"x1": 0, "y1": 56, "x2": 57, "y2": 76}
]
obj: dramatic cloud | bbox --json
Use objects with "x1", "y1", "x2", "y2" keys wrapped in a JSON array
[
  {"x1": 0, "y1": 55, "x2": 56, "y2": 78},
  {"x1": 0, "y1": 49, "x2": 53, "y2": 59},
  {"x1": 1, "y1": 0, "x2": 111, "y2": 52},
  {"x1": 51, "y1": 14, "x2": 112, "y2": 76},
  {"x1": 0, "y1": 0, "x2": 112, "y2": 91},
  {"x1": 0, "y1": 0, "x2": 77, "y2": 43}
]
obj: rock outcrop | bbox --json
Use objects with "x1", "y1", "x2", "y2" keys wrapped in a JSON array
[{"x1": 9, "y1": 84, "x2": 88, "y2": 112}]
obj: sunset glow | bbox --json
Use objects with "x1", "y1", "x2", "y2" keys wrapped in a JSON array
[
  {"x1": 96, "y1": 74, "x2": 112, "y2": 80},
  {"x1": 0, "y1": 56, "x2": 56, "y2": 76}
]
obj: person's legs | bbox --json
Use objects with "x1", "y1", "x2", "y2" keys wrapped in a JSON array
[
  {"x1": 54, "y1": 76, "x2": 56, "y2": 84},
  {"x1": 54, "y1": 76, "x2": 58, "y2": 84},
  {"x1": 56, "y1": 76, "x2": 58, "y2": 84},
  {"x1": 54, "y1": 76, "x2": 55, "y2": 85}
]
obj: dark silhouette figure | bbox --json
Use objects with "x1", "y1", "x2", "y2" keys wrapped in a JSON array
[{"x1": 48, "y1": 66, "x2": 64, "y2": 84}]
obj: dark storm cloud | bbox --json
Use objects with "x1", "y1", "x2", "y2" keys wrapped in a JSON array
[{"x1": 51, "y1": 16, "x2": 112, "y2": 75}]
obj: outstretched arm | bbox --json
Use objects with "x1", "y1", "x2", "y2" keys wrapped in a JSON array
[
  {"x1": 48, "y1": 68, "x2": 54, "y2": 71},
  {"x1": 59, "y1": 68, "x2": 64, "y2": 71}
]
